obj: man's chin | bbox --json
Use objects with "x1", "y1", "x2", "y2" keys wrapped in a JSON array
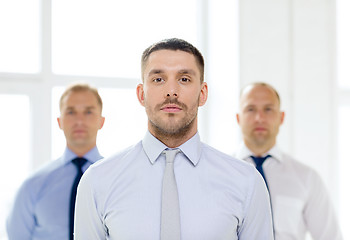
[
  {"x1": 70, "y1": 139, "x2": 89, "y2": 146},
  {"x1": 156, "y1": 126, "x2": 184, "y2": 136},
  {"x1": 252, "y1": 136, "x2": 269, "y2": 145},
  {"x1": 152, "y1": 121, "x2": 192, "y2": 137}
]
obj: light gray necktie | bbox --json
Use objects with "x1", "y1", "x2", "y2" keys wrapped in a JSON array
[{"x1": 161, "y1": 148, "x2": 181, "y2": 240}]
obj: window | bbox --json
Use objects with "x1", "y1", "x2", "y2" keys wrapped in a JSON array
[
  {"x1": 52, "y1": 0, "x2": 198, "y2": 78},
  {"x1": 0, "y1": 0, "x2": 40, "y2": 73},
  {"x1": 0, "y1": 95, "x2": 31, "y2": 239}
]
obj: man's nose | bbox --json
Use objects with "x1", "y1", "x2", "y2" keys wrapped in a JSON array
[
  {"x1": 75, "y1": 113, "x2": 85, "y2": 123},
  {"x1": 255, "y1": 111, "x2": 265, "y2": 122},
  {"x1": 165, "y1": 80, "x2": 179, "y2": 97}
]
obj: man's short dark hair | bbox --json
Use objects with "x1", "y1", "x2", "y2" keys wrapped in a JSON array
[{"x1": 141, "y1": 38, "x2": 205, "y2": 82}]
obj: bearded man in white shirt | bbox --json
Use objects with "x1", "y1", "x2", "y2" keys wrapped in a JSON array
[
  {"x1": 235, "y1": 82, "x2": 343, "y2": 240},
  {"x1": 74, "y1": 39, "x2": 274, "y2": 240}
]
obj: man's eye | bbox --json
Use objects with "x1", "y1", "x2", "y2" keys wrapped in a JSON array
[
  {"x1": 180, "y1": 77, "x2": 190, "y2": 82},
  {"x1": 153, "y1": 78, "x2": 163, "y2": 83}
]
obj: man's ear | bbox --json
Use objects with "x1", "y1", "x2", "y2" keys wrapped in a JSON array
[
  {"x1": 99, "y1": 117, "x2": 105, "y2": 129},
  {"x1": 57, "y1": 117, "x2": 62, "y2": 129},
  {"x1": 280, "y1": 111, "x2": 285, "y2": 125},
  {"x1": 236, "y1": 113, "x2": 240, "y2": 124},
  {"x1": 198, "y1": 82, "x2": 208, "y2": 107},
  {"x1": 136, "y1": 83, "x2": 145, "y2": 106}
]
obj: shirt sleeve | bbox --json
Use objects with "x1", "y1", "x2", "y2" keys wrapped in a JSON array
[
  {"x1": 237, "y1": 169, "x2": 274, "y2": 240},
  {"x1": 304, "y1": 170, "x2": 343, "y2": 240},
  {"x1": 74, "y1": 169, "x2": 107, "y2": 240},
  {"x1": 6, "y1": 181, "x2": 36, "y2": 240}
]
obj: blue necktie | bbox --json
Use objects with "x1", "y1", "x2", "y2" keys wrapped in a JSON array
[
  {"x1": 69, "y1": 157, "x2": 87, "y2": 240},
  {"x1": 251, "y1": 154, "x2": 275, "y2": 236},
  {"x1": 251, "y1": 155, "x2": 271, "y2": 189}
]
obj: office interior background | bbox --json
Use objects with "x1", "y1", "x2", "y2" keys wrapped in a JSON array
[{"x1": 0, "y1": 0, "x2": 349, "y2": 239}]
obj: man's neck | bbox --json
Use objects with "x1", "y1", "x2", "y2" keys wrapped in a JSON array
[
  {"x1": 244, "y1": 140, "x2": 275, "y2": 157},
  {"x1": 149, "y1": 128, "x2": 197, "y2": 148},
  {"x1": 68, "y1": 144, "x2": 96, "y2": 157},
  {"x1": 158, "y1": 135, "x2": 192, "y2": 148}
]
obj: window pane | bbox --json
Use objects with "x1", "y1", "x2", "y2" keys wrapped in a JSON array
[
  {"x1": 0, "y1": 0, "x2": 40, "y2": 73},
  {"x1": 0, "y1": 95, "x2": 31, "y2": 239},
  {"x1": 337, "y1": 0, "x2": 350, "y2": 88},
  {"x1": 338, "y1": 106, "x2": 350, "y2": 239},
  {"x1": 52, "y1": 0, "x2": 198, "y2": 78},
  {"x1": 52, "y1": 86, "x2": 147, "y2": 160}
]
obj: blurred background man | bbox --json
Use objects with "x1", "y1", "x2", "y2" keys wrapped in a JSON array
[
  {"x1": 7, "y1": 83, "x2": 105, "y2": 240},
  {"x1": 235, "y1": 82, "x2": 342, "y2": 240}
]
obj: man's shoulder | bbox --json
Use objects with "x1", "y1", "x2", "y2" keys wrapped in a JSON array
[
  {"x1": 279, "y1": 151, "x2": 321, "y2": 177},
  {"x1": 201, "y1": 143, "x2": 265, "y2": 198},
  {"x1": 86, "y1": 141, "x2": 142, "y2": 173},
  {"x1": 78, "y1": 141, "x2": 143, "y2": 196},
  {"x1": 27, "y1": 157, "x2": 61, "y2": 179},
  {"x1": 201, "y1": 142, "x2": 256, "y2": 172},
  {"x1": 15, "y1": 158, "x2": 66, "y2": 197}
]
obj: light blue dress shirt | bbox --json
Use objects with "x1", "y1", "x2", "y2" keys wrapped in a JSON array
[
  {"x1": 6, "y1": 146, "x2": 103, "y2": 240},
  {"x1": 75, "y1": 132, "x2": 273, "y2": 240}
]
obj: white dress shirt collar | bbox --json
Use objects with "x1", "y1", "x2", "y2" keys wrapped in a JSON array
[
  {"x1": 61, "y1": 146, "x2": 103, "y2": 165},
  {"x1": 235, "y1": 142, "x2": 284, "y2": 163},
  {"x1": 142, "y1": 130, "x2": 201, "y2": 166}
]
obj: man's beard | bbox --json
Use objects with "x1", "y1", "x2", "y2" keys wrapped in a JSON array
[{"x1": 146, "y1": 97, "x2": 199, "y2": 139}]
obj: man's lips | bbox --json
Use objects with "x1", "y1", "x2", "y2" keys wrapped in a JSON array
[
  {"x1": 73, "y1": 129, "x2": 87, "y2": 134},
  {"x1": 161, "y1": 104, "x2": 182, "y2": 113},
  {"x1": 254, "y1": 127, "x2": 267, "y2": 131}
]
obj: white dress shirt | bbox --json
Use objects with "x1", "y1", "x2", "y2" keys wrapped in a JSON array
[
  {"x1": 74, "y1": 131, "x2": 273, "y2": 240},
  {"x1": 235, "y1": 143, "x2": 343, "y2": 240}
]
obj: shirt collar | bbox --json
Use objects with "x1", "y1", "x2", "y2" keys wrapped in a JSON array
[
  {"x1": 235, "y1": 142, "x2": 283, "y2": 162},
  {"x1": 142, "y1": 130, "x2": 202, "y2": 166},
  {"x1": 62, "y1": 146, "x2": 103, "y2": 164}
]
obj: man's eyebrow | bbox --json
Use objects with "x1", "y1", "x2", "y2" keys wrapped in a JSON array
[
  {"x1": 178, "y1": 69, "x2": 197, "y2": 76},
  {"x1": 243, "y1": 104, "x2": 255, "y2": 109},
  {"x1": 147, "y1": 69, "x2": 197, "y2": 77},
  {"x1": 64, "y1": 106, "x2": 96, "y2": 110},
  {"x1": 243, "y1": 103, "x2": 277, "y2": 108},
  {"x1": 147, "y1": 69, "x2": 163, "y2": 77},
  {"x1": 64, "y1": 106, "x2": 75, "y2": 111},
  {"x1": 83, "y1": 106, "x2": 95, "y2": 110}
]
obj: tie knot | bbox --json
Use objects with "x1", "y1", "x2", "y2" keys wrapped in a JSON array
[
  {"x1": 72, "y1": 157, "x2": 87, "y2": 170},
  {"x1": 163, "y1": 149, "x2": 181, "y2": 164},
  {"x1": 251, "y1": 155, "x2": 271, "y2": 167}
]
